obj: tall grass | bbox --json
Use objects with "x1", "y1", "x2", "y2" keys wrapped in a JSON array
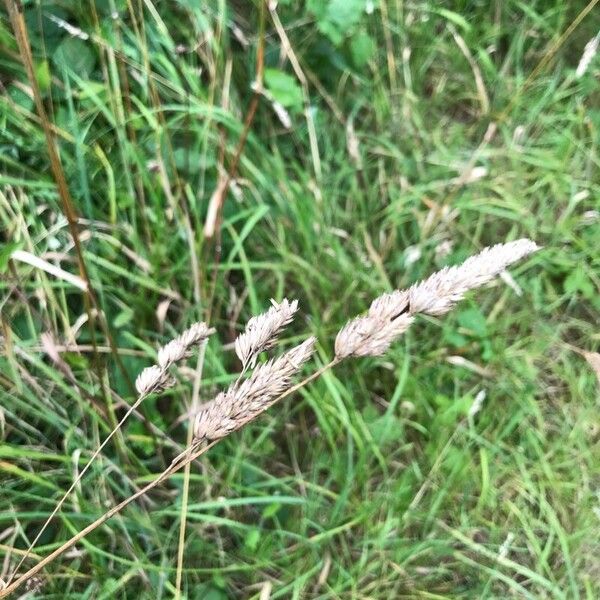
[
  {"x1": 1, "y1": 0, "x2": 599, "y2": 597},
  {"x1": 1, "y1": 241, "x2": 538, "y2": 597}
]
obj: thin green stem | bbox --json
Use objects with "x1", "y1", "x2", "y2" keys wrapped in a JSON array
[{"x1": 173, "y1": 346, "x2": 206, "y2": 598}]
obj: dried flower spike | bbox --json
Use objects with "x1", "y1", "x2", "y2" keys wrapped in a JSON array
[
  {"x1": 335, "y1": 239, "x2": 539, "y2": 359},
  {"x1": 135, "y1": 365, "x2": 175, "y2": 395},
  {"x1": 235, "y1": 298, "x2": 299, "y2": 369},
  {"x1": 194, "y1": 336, "x2": 316, "y2": 442},
  {"x1": 576, "y1": 31, "x2": 600, "y2": 78},
  {"x1": 335, "y1": 312, "x2": 414, "y2": 359},
  {"x1": 157, "y1": 322, "x2": 214, "y2": 369},
  {"x1": 408, "y1": 239, "x2": 539, "y2": 316}
]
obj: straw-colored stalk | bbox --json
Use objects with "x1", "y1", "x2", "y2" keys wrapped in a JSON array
[
  {"x1": 7, "y1": 322, "x2": 214, "y2": 587},
  {"x1": 2, "y1": 239, "x2": 539, "y2": 597}
]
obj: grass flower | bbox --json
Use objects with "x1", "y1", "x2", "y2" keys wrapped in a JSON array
[{"x1": 336, "y1": 239, "x2": 539, "y2": 358}]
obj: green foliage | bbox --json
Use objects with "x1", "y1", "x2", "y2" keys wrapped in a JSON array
[
  {"x1": 264, "y1": 68, "x2": 303, "y2": 108},
  {"x1": 350, "y1": 31, "x2": 375, "y2": 68},
  {"x1": 310, "y1": 0, "x2": 369, "y2": 45},
  {"x1": 53, "y1": 37, "x2": 97, "y2": 75},
  {"x1": 1, "y1": 0, "x2": 599, "y2": 598}
]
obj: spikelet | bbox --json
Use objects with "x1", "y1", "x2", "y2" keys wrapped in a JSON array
[
  {"x1": 335, "y1": 239, "x2": 539, "y2": 359},
  {"x1": 234, "y1": 298, "x2": 299, "y2": 369},
  {"x1": 193, "y1": 336, "x2": 316, "y2": 442},
  {"x1": 135, "y1": 321, "x2": 213, "y2": 396},
  {"x1": 408, "y1": 239, "x2": 539, "y2": 316},
  {"x1": 335, "y1": 313, "x2": 414, "y2": 358},
  {"x1": 135, "y1": 365, "x2": 175, "y2": 395},
  {"x1": 157, "y1": 322, "x2": 214, "y2": 369},
  {"x1": 576, "y1": 32, "x2": 600, "y2": 78}
]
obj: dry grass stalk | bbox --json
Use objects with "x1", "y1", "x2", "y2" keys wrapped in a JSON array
[
  {"x1": 336, "y1": 239, "x2": 539, "y2": 358},
  {"x1": 9, "y1": 321, "x2": 213, "y2": 588},
  {"x1": 234, "y1": 298, "x2": 299, "y2": 369},
  {"x1": 4, "y1": 239, "x2": 539, "y2": 597}
]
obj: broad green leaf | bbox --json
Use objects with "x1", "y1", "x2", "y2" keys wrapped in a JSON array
[
  {"x1": 326, "y1": 0, "x2": 366, "y2": 30},
  {"x1": 264, "y1": 68, "x2": 303, "y2": 109},
  {"x1": 53, "y1": 37, "x2": 96, "y2": 76},
  {"x1": 350, "y1": 31, "x2": 375, "y2": 67}
]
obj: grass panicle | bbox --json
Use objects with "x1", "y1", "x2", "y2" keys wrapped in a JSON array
[
  {"x1": 335, "y1": 239, "x2": 540, "y2": 358},
  {"x1": 157, "y1": 322, "x2": 215, "y2": 369},
  {"x1": 2, "y1": 239, "x2": 539, "y2": 598},
  {"x1": 135, "y1": 321, "x2": 213, "y2": 394},
  {"x1": 234, "y1": 298, "x2": 299, "y2": 369},
  {"x1": 194, "y1": 335, "x2": 316, "y2": 442},
  {"x1": 134, "y1": 364, "x2": 175, "y2": 395},
  {"x1": 7, "y1": 321, "x2": 213, "y2": 590},
  {"x1": 4, "y1": 1, "x2": 597, "y2": 595}
]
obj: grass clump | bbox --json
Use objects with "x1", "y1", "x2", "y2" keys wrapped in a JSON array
[{"x1": 1, "y1": 0, "x2": 599, "y2": 598}]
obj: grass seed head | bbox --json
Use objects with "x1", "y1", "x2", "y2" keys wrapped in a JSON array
[
  {"x1": 234, "y1": 298, "x2": 299, "y2": 369},
  {"x1": 135, "y1": 365, "x2": 175, "y2": 395},
  {"x1": 157, "y1": 322, "x2": 214, "y2": 369},
  {"x1": 408, "y1": 238, "x2": 539, "y2": 316},
  {"x1": 335, "y1": 239, "x2": 539, "y2": 359},
  {"x1": 194, "y1": 336, "x2": 316, "y2": 442}
]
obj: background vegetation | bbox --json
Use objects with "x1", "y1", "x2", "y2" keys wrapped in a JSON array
[{"x1": 1, "y1": 0, "x2": 599, "y2": 597}]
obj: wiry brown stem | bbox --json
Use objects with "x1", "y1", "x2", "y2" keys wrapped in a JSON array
[
  {"x1": 1, "y1": 360, "x2": 337, "y2": 598},
  {"x1": 0, "y1": 440, "x2": 216, "y2": 599},
  {"x1": 3, "y1": 0, "x2": 105, "y2": 393},
  {"x1": 203, "y1": 0, "x2": 266, "y2": 241},
  {"x1": 4, "y1": 0, "x2": 139, "y2": 412},
  {"x1": 5, "y1": 393, "x2": 148, "y2": 586}
]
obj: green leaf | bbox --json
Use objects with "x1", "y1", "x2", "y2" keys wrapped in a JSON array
[
  {"x1": 0, "y1": 241, "x2": 23, "y2": 273},
  {"x1": 317, "y1": 20, "x2": 344, "y2": 46},
  {"x1": 100, "y1": 578, "x2": 119, "y2": 595},
  {"x1": 326, "y1": 0, "x2": 365, "y2": 30},
  {"x1": 432, "y1": 8, "x2": 472, "y2": 32},
  {"x1": 443, "y1": 329, "x2": 468, "y2": 348},
  {"x1": 244, "y1": 528, "x2": 261, "y2": 551},
  {"x1": 7, "y1": 84, "x2": 33, "y2": 111},
  {"x1": 197, "y1": 587, "x2": 228, "y2": 600},
  {"x1": 113, "y1": 308, "x2": 134, "y2": 329},
  {"x1": 367, "y1": 414, "x2": 404, "y2": 446},
  {"x1": 310, "y1": 0, "x2": 368, "y2": 45},
  {"x1": 307, "y1": 0, "x2": 327, "y2": 20},
  {"x1": 262, "y1": 502, "x2": 281, "y2": 519},
  {"x1": 53, "y1": 37, "x2": 96, "y2": 76},
  {"x1": 350, "y1": 31, "x2": 375, "y2": 67},
  {"x1": 457, "y1": 307, "x2": 488, "y2": 337},
  {"x1": 564, "y1": 266, "x2": 594, "y2": 299},
  {"x1": 264, "y1": 68, "x2": 303, "y2": 108},
  {"x1": 481, "y1": 339, "x2": 493, "y2": 362},
  {"x1": 35, "y1": 60, "x2": 51, "y2": 93}
]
